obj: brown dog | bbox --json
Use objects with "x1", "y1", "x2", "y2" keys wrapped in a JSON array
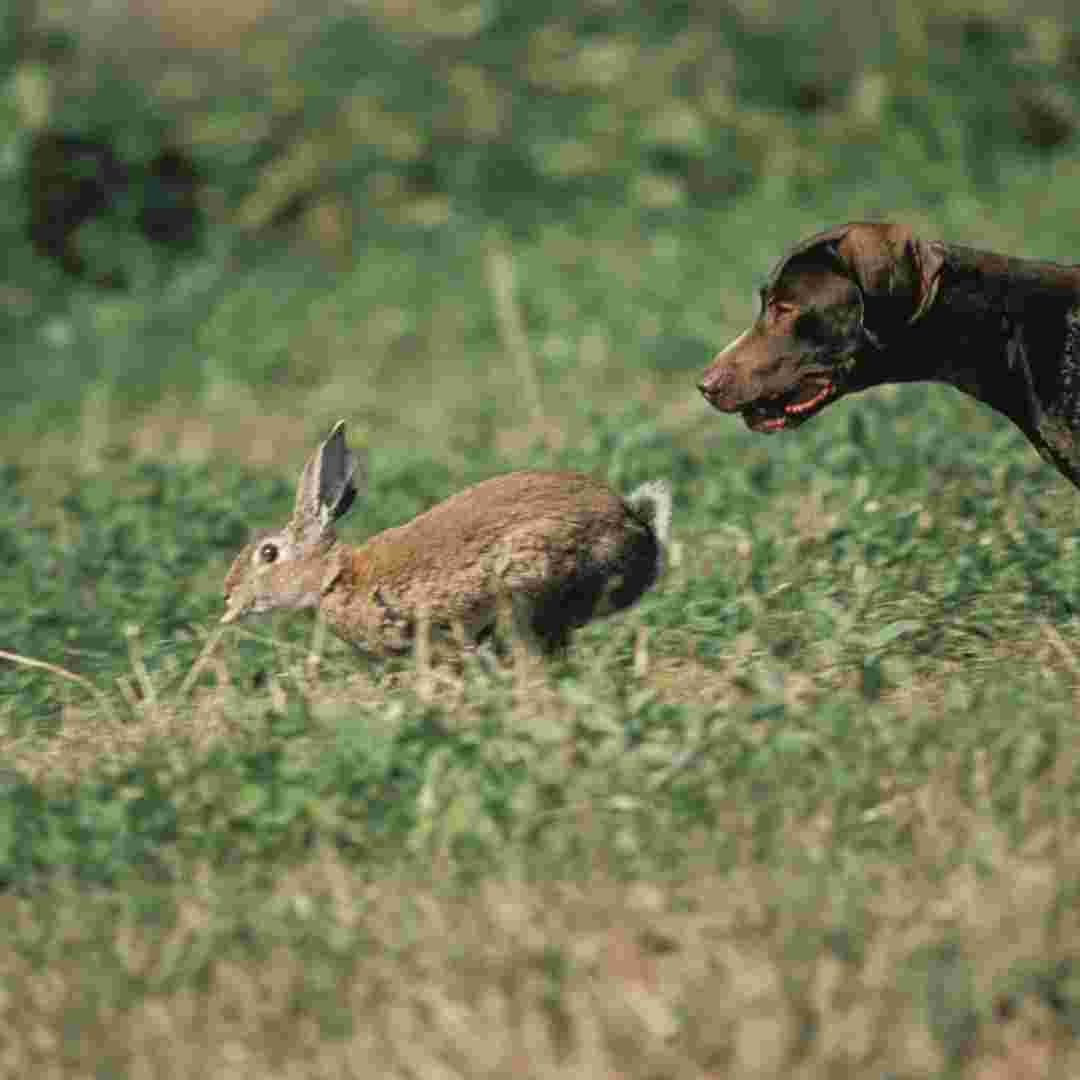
[{"x1": 698, "y1": 222, "x2": 1080, "y2": 487}]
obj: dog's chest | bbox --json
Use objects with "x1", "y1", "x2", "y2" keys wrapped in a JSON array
[
  {"x1": 1061, "y1": 305, "x2": 1080, "y2": 402},
  {"x1": 1024, "y1": 304, "x2": 1080, "y2": 487}
]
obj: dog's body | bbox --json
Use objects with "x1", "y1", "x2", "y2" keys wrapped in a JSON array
[{"x1": 698, "y1": 222, "x2": 1080, "y2": 487}]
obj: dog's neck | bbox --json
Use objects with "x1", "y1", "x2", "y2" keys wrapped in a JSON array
[{"x1": 858, "y1": 244, "x2": 1080, "y2": 486}]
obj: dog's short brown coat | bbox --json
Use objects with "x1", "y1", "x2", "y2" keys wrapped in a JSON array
[{"x1": 699, "y1": 222, "x2": 1080, "y2": 487}]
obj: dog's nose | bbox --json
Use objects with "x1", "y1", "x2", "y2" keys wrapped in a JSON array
[
  {"x1": 698, "y1": 361, "x2": 743, "y2": 411},
  {"x1": 697, "y1": 365, "x2": 729, "y2": 398}
]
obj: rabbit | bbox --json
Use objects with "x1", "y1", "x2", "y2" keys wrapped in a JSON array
[{"x1": 221, "y1": 421, "x2": 671, "y2": 656}]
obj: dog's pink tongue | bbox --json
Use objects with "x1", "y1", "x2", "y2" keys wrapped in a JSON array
[
  {"x1": 757, "y1": 415, "x2": 788, "y2": 430},
  {"x1": 784, "y1": 381, "x2": 832, "y2": 415}
]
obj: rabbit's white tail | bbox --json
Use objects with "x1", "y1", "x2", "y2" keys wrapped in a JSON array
[{"x1": 627, "y1": 479, "x2": 672, "y2": 555}]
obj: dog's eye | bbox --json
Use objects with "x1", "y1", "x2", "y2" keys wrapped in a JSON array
[
  {"x1": 258, "y1": 542, "x2": 279, "y2": 564},
  {"x1": 767, "y1": 299, "x2": 797, "y2": 318}
]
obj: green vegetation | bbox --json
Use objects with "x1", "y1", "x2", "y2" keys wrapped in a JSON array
[{"x1": 4, "y1": 0, "x2": 1080, "y2": 1075}]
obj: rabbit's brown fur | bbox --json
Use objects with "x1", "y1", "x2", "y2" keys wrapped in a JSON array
[{"x1": 222, "y1": 423, "x2": 670, "y2": 656}]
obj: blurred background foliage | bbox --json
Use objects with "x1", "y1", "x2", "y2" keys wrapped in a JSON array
[
  {"x1": 6, "y1": 0, "x2": 1080, "y2": 703},
  {"x1": 4, "y1": 0, "x2": 1080, "y2": 442}
]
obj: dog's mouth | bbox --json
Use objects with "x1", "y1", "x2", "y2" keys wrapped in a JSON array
[{"x1": 740, "y1": 375, "x2": 838, "y2": 432}]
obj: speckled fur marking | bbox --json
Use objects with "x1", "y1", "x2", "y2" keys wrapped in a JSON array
[{"x1": 1062, "y1": 305, "x2": 1080, "y2": 425}]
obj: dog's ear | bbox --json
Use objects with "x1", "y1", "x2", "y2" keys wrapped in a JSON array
[
  {"x1": 772, "y1": 223, "x2": 944, "y2": 335},
  {"x1": 833, "y1": 223, "x2": 944, "y2": 327}
]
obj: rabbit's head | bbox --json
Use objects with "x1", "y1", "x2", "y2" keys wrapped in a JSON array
[{"x1": 222, "y1": 421, "x2": 363, "y2": 624}]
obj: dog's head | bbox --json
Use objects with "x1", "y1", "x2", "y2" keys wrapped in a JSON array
[{"x1": 698, "y1": 222, "x2": 945, "y2": 431}]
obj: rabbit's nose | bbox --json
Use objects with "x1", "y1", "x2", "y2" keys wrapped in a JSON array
[{"x1": 221, "y1": 590, "x2": 246, "y2": 624}]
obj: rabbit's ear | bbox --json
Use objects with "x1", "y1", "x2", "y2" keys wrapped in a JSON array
[
  {"x1": 294, "y1": 421, "x2": 363, "y2": 531},
  {"x1": 316, "y1": 421, "x2": 363, "y2": 526}
]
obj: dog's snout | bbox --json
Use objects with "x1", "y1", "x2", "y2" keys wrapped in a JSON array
[
  {"x1": 698, "y1": 374, "x2": 728, "y2": 401},
  {"x1": 698, "y1": 356, "x2": 738, "y2": 407},
  {"x1": 697, "y1": 369, "x2": 721, "y2": 395}
]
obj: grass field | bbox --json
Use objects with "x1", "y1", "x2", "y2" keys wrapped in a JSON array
[{"x1": 5, "y1": 1, "x2": 1080, "y2": 1076}]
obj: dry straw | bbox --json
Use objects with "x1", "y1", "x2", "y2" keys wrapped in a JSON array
[
  {"x1": 0, "y1": 646, "x2": 118, "y2": 724},
  {"x1": 484, "y1": 230, "x2": 544, "y2": 426}
]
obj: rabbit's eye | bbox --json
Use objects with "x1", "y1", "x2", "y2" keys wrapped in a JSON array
[{"x1": 258, "y1": 542, "x2": 279, "y2": 564}]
